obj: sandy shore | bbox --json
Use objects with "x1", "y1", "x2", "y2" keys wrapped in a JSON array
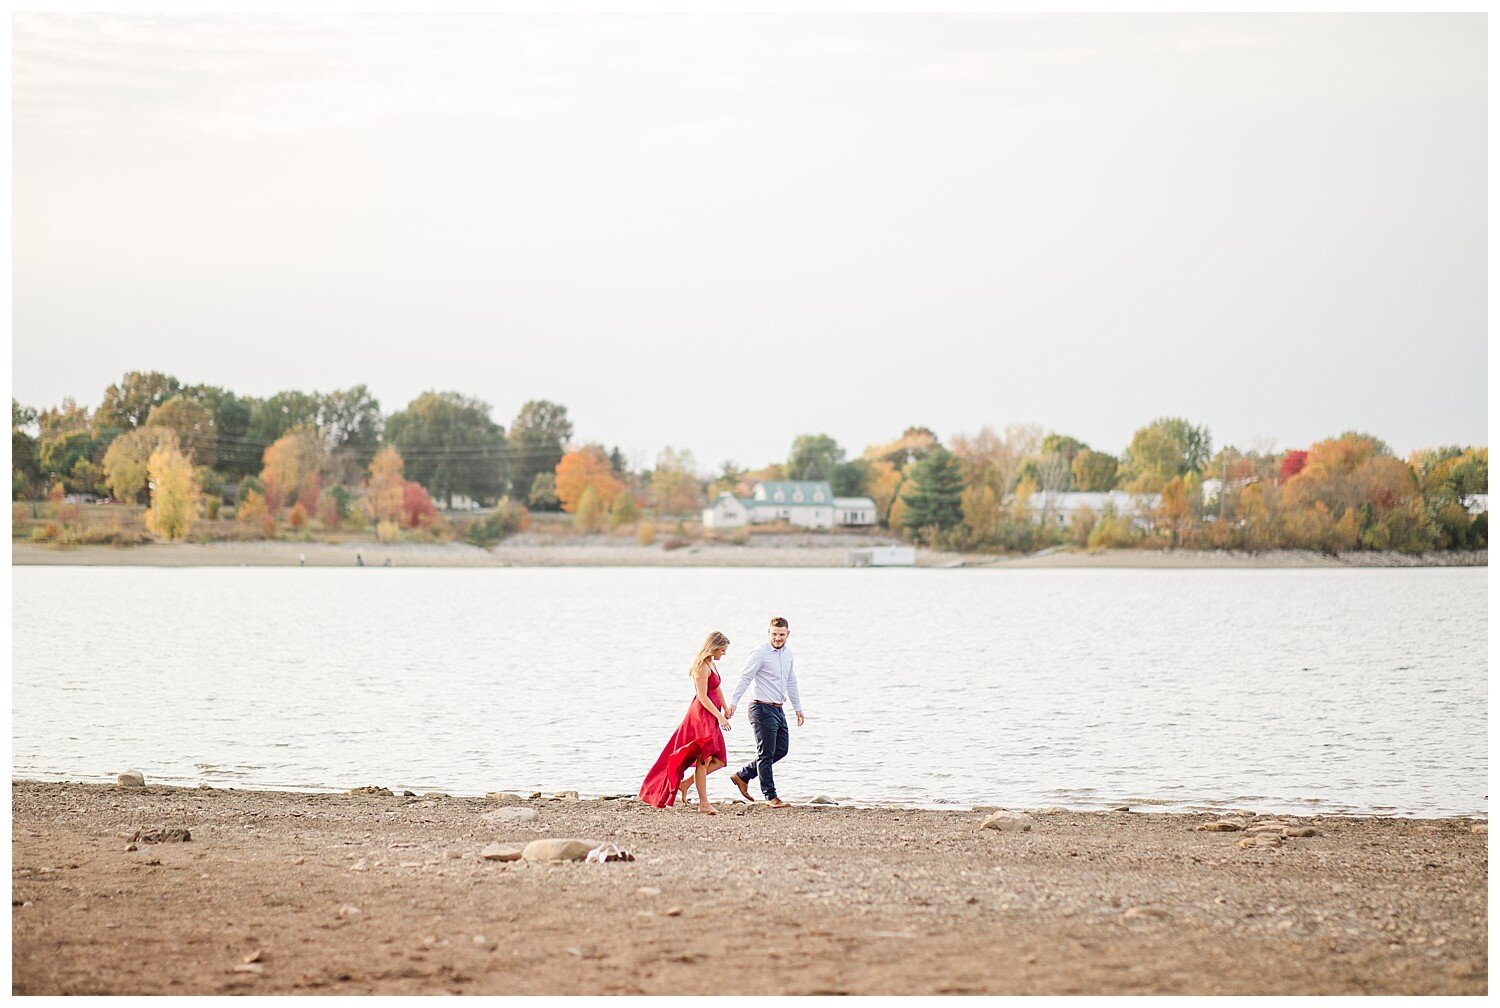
[
  {"x1": 11, "y1": 539, "x2": 1487, "y2": 569},
  {"x1": 11, "y1": 780, "x2": 1487, "y2": 995}
]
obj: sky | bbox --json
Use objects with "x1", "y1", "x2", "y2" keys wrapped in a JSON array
[{"x1": 11, "y1": 12, "x2": 1487, "y2": 473}]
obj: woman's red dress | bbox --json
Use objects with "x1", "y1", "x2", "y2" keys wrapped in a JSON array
[{"x1": 639, "y1": 666, "x2": 728, "y2": 808}]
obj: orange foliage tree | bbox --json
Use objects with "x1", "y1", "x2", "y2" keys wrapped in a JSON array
[
  {"x1": 554, "y1": 446, "x2": 624, "y2": 515},
  {"x1": 364, "y1": 446, "x2": 405, "y2": 525}
]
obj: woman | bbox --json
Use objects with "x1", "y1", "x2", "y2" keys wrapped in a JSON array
[{"x1": 639, "y1": 631, "x2": 732, "y2": 814}]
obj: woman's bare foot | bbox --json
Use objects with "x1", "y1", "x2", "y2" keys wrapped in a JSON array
[{"x1": 677, "y1": 780, "x2": 691, "y2": 804}]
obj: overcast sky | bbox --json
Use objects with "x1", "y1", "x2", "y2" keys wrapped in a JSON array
[{"x1": 12, "y1": 13, "x2": 1486, "y2": 471}]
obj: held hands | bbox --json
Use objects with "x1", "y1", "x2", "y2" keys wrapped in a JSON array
[
  {"x1": 724, "y1": 704, "x2": 736, "y2": 720},
  {"x1": 718, "y1": 714, "x2": 732, "y2": 731}
]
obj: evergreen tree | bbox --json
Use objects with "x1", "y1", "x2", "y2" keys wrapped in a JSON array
[{"x1": 899, "y1": 447, "x2": 965, "y2": 541}]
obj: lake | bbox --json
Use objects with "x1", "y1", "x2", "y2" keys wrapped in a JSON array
[{"x1": 10, "y1": 565, "x2": 1488, "y2": 818}]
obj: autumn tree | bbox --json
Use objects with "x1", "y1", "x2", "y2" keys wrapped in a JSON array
[
  {"x1": 862, "y1": 426, "x2": 940, "y2": 472},
  {"x1": 899, "y1": 447, "x2": 965, "y2": 544},
  {"x1": 960, "y1": 483, "x2": 1001, "y2": 546},
  {"x1": 650, "y1": 447, "x2": 704, "y2": 517},
  {"x1": 260, "y1": 426, "x2": 326, "y2": 516},
  {"x1": 951, "y1": 423, "x2": 1042, "y2": 498},
  {"x1": 144, "y1": 443, "x2": 199, "y2": 541},
  {"x1": 507, "y1": 400, "x2": 573, "y2": 504},
  {"x1": 555, "y1": 446, "x2": 624, "y2": 514},
  {"x1": 237, "y1": 490, "x2": 271, "y2": 538},
  {"x1": 574, "y1": 486, "x2": 604, "y2": 532},
  {"x1": 103, "y1": 427, "x2": 182, "y2": 503},
  {"x1": 401, "y1": 481, "x2": 438, "y2": 529},
  {"x1": 385, "y1": 391, "x2": 506, "y2": 507},
  {"x1": 364, "y1": 447, "x2": 406, "y2": 525},
  {"x1": 866, "y1": 460, "x2": 904, "y2": 527},
  {"x1": 1279, "y1": 450, "x2": 1308, "y2": 483}
]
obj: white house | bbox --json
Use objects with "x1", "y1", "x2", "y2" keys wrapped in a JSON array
[
  {"x1": 1028, "y1": 490, "x2": 1160, "y2": 527},
  {"x1": 702, "y1": 480, "x2": 877, "y2": 529}
]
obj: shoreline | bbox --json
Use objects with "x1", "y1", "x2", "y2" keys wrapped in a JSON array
[
  {"x1": 12, "y1": 779, "x2": 1487, "y2": 995},
  {"x1": 11, "y1": 539, "x2": 1488, "y2": 569},
  {"x1": 12, "y1": 775, "x2": 1485, "y2": 822}
]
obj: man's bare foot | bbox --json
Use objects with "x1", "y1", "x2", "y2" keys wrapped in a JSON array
[
  {"x1": 697, "y1": 804, "x2": 717, "y2": 815},
  {"x1": 766, "y1": 798, "x2": 789, "y2": 808},
  {"x1": 729, "y1": 773, "x2": 752, "y2": 802}
]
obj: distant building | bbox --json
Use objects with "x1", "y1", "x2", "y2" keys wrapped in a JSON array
[
  {"x1": 1463, "y1": 494, "x2": 1488, "y2": 515},
  {"x1": 1028, "y1": 490, "x2": 1160, "y2": 528},
  {"x1": 702, "y1": 480, "x2": 878, "y2": 529},
  {"x1": 846, "y1": 546, "x2": 916, "y2": 567}
]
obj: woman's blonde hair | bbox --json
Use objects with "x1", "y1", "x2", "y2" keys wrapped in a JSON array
[{"x1": 688, "y1": 631, "x2": 730, "y2": 677}]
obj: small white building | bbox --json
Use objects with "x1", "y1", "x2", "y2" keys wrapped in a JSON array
[
  {"x1": 702, "y1": 480, "x2": 877, "y2": 529},
  {"x1": 847, "y1": 546, "x2": 916, "y2": 567}
]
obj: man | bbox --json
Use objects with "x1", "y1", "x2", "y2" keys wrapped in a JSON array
[{"x1": 725, "y1": 616, "x2": 805, "y2": 808}]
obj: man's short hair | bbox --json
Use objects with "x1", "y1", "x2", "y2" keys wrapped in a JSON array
[{"x1": 769, "y1": 616, "x2": 789, "y2": 629}]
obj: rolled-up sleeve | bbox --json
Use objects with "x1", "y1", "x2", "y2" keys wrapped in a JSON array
[{"x1": 730, "y1": 649, "x2": 760, "y2": 706}]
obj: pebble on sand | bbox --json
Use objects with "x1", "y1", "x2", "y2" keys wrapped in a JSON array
[
  {"x1": 980, "y1": 812, "x2": 1034, "y2": 833},
  {"x1": 116, "y1": 771, "x2": 145, "y2": 788}
]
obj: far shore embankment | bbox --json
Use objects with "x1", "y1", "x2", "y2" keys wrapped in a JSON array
[{"x1": 10, "y1": 539, "x2": 1488, "y2": 569}]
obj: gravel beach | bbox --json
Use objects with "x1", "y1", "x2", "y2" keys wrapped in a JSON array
[{"x1": 11, "y1": 780, "x2": 1487, "y2": 995}]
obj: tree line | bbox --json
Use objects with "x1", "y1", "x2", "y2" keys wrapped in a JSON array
[{"x1": 11, "y1": 370, "x2": 1488, "y2": 553}]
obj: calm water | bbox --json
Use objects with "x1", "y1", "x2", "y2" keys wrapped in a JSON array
[{"x1": 11, "y1": 566, "x2": 1488, "y2": 818}]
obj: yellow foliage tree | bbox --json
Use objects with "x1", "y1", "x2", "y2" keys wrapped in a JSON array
[
  {"x1": 555, "y1": 447, "x2": 624, "y2": 515},
  {"x1": 610, "y1": 490, "x2": 639, "y2": 528},
  {"x1": 144, "y1": 443, "x2": 198, "y2": 541},
  {"x1": 364, "y1": 446, "x2": 405, "y2": 525},
  {"x1": 574, "y1": 486, "x2": 604, "y2": 532},
  {"x1": 103, "y1": 427, "x2": 180, "y2": 503},
  {"x1": 960, "y1": 484, "x2": 1000, "y2": 544}
]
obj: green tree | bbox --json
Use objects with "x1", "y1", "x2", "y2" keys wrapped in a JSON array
[
  {"x1": 96, "y1": 371, "x2": 181, "y2": 431},
  {"x1": 145, "y1": 395, "x2": 216, "y2": 468},
  {"x1": 246, "y1": 390, "x2": 323, "y2": 452},
  {"x1": 507, "y1": 400, "x2": 573, "y2": 502},
  {"x1": 12, "y1": 400, "x2": 40, "y2": 499},
  {"x1": 899, "y1": 447, "x2": 965, "y2": 543},
  {"x1": 529, "y1": 472, "x2": 560, "y2": 510},
  {"x1": 181, "y1": 384, "x2": 256, "y2": 477},
  {"x1": 1071, "y1": 449, "x2": 1119, "y2": 492},
  {"x1": 39, "y1": 430, "x2": 100, "y2": 493},
  {"x1": 1120, "y1": 417, "x2": 1212, "y2": 492},
  {"x1": 787, "y1": 434, "x2": 845, "y2": 482},
  {"x1": 320, "y1": 384, "x2": 384, "y2": 470},
  {"x1": 384, "y1": 391, "x2": 506, "y2": 507},
  {"x1": 831, "y1": 459, "x2": 870, "y2": 498},
  {"x1": 610, "y1": 489, "x2": 639, "y2": 527},
  {"x1": 1041, "y1": 433, "x2": 1089, "y2": 467}
]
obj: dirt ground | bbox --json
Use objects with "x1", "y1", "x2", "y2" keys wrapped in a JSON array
[{"x1": 10, "y1": 781, "x2": 1487, "y2": 995}]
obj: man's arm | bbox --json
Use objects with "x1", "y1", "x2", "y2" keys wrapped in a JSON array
[
  {"x1": 786, "y1": 653, "x2": 805, "y2": 725},
  {"x1": 727, "y1": 647, "x2": 761, "y2": 716}
]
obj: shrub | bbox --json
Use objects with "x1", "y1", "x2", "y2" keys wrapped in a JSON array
[
  {"x1": 637, "y1": 522, "x2": 657, "y2": 546},
  {"x1": 376, "y1": 519, "x2": 400, "y2": 543},
  {"x1": 661, "y1": 536, "x2": 689, "y2": 551},
  {"x1": 287, "y1": 503, "x2": 309, "y2": 530}
]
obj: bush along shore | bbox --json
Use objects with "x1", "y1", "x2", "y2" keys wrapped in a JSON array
[{"x1": 11, "y1": 778, "x2": 1487, "y2": 995}]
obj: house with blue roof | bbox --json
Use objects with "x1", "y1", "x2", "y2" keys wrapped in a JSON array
[{"x1": 702, "y1": 480, "x2": 878, "y2": 529}]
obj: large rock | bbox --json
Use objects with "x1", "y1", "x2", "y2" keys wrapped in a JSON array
[
  {"x1": 116, "y1": 770, "x2": 145, "y2": 788},
  {"x1": 131, "y1": 827, "x2": 190, "y2": 844},
  {"x1": 347, "y1": 786, "x2": 393, "y2": 797},
  {"x1": 479, "y1": 844, "x2": 523, "y2": 862},
  {"x1": 481, "y1": 808, "x2": 538, "y2": 825},
  {"x1": 522, "y1": 838, "x2": 601, "y2": 862},
  {"x1": 486, "y1": 792, "x2": 525, "y2": 803},
  {"x1": 979, "y1": 812, "x2": 1033, "y2": 833},
  {"x1": 1199, "y1": 821, "x2": 1243, "y2": 832},
  {"x1": 1283, "y1": 826, "x2": 1318, "y2": 838}
]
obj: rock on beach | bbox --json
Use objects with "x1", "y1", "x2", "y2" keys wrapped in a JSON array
[
  {"x1": 116, "y1": 771, "x2": 145, "y2": 788},
  {"x1": 979, "y1": 812, "x2": 1033, "y2": 833},
  {"x1": 521, "y1": 838, "x2": 602, "y2": 862}
]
